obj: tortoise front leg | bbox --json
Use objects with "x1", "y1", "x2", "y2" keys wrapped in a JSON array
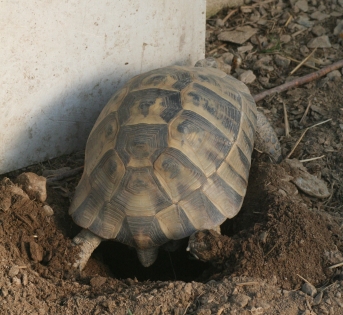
[{"x1": 72, "y1": 229, "x2": 102, "y2": 271}]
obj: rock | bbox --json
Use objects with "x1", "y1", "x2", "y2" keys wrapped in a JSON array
[
  {"x1": 334, "y1": 20, "x2": 343, "y2": 36},
  {"x1": 90, "y1": 276, "x2": 107, "y2": 288},
  {"x1": 29, "y1": 241, "x2": 44, "y2": 262},
  {"x1": 285, "y1": 159, "x2": 330, "y2": 198},
  {"x1": 295, "y1": 0, "x2": 309, "y2": 12},
  {"x1": 313, "y1": 291, "x2": 323, "y2": 305},
  {"x1": 42, "y1": 205, "x2": 54, "y2": 217},
  {"x1": 253, "y1": 56, "x2": 274, "y2": 72},
  {"x1": 274, "y1": 55, "x2": 291, "y2": 68},
  {"x1": 16, "y1": 172, "x2": 47, "y2": 203},
  {"x1": 238, "y1": 70, "x2": 256, "y2": 84},
  {"x1": 312, "y1": 25, "x2": 326, "y2": 36},
  {"x1": 280, "y1": 34, "x2": 291, "y2": 43},
  {"x1": 12, "y1": 277, "x2": 21, "y2": 286},
  {"x1": 301, "y1": 282, "x2": 317, "y2": 297},
  {"x1": 0, "y1": 196, "x2": 12, "y2": 212},
  {"x1": 222, "y1": 52, "x2": 234, "y2": 65},
  {"x1": 184, "y1": 283, "x2": 193, "y2": 295},
  {"x1": 327, "y1": 70, "x2": 342, "y2": 81},
  {"x1": 22, "y1": 273, "x2": 28, "y2": 286},
  {"x1": 250, "y1": 307, "x2": 264, "y2": 315},
  {"x1": 8, "y1": 265, "x2": 20, "y2": 278},
  {"x1": 230, "y1": 294, "x2": 251, "y2": 307},
  {"x1": 259, "y1": 231, "x2": 268, "y2": 243},
  {"x1": 310, "y1": 11, "x2": 330, "y2": 20},
  {"x1": 237, "y1": 43, "x2": 253, "y2": 53},
  {"x1": 297, "y1": 15, "x2": 314, "y2": 27},
  {"x1": 300, "y1": 45, "x2": 310, "y2": 55},
  {"x1": 218, "y1": 26, "x2": 258, "y2": 44},
  {"x1": 339, "y1": 0, "x2": 343, "y2": 7},
  {"x1": 307, "y1": 35, "x2": 331, "y2": 48}
]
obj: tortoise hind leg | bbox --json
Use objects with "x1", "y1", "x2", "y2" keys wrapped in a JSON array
[
  {"x1": 255, "y1": 110, "x2": 282, "y2": 163},
  {"x1": 72, "y1": 229, "x2": 102, "y2": 271},
  {"x1": 136, "y1": 247, "x2": 159, "y2": 267}
]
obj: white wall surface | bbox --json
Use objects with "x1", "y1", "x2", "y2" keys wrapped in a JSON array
[{"x1": 0, "y1": 0, "x2": 205, "y2": 174}]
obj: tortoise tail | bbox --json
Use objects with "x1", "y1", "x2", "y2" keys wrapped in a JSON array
[{"x1": 136, "y1": 247, "x2": 159, "y2": 267}]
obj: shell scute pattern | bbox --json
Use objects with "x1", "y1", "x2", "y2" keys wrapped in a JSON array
[{"x1": 69, "y1": 66, "x2": 257, "y2": 250}]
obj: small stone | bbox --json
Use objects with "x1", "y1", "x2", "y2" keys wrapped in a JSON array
[
  {"x1": 297, "y1": 15, "x2": 314, "y2": 27},
  {"x1": 216, "y1": 19, "x2": 225, "y2": 27},
  {"x1": 90, "y1": 276, "x2": 107, "y2": 288},
  {"x1": 313, "y1": 291, "x2": 323, "y2": 305},
  {"x1": 29, "y1": 241, "x2": 44, "y2": 262},
  {"x1": 334, "y1": 297, "x2": 343, "y2": 307},
  {"x1": 280, "y1": 34, "x2": 291, "y2": 43},
  {"x1": 12, "y1": 276, "x2": 21, "y2": 286},
  {"x1": 325, "y1": 298, "x2": 332, "y2": 305},
  {"x1": 184, "y1": 283, "x2": 193, "y2": 295},
  {"x1": 237, "y1": 44, "x2": 253, "y2": 53},
  {"x1": 295, "y1": 0, "x2": 309, "y2": 11},
  {"x1": 302, "y1": 282, "x2": 317, "y2": 297},
  {"x1": 250, "y1": 307, "x2": 264, "y2": 315},
  {"x1": 310, "y1": 11, "x2": 330, "y2": 20},
  {"x1": 1, "y1": 287, "x2": 9, "y2": 297},
  {"x1": 42, "y1": 205, "x2": 54, "y2": 217},
  {"x1": 218, "y1": 26, "x2": 258, "y2": 44},
  {"x1": 16, "y1": 172, "x2": 47, "y2": 203},
  {"x1": 334, "y1": 20, "x2": 343, "y2": 36},
  {"x1": 327, "y1": 70, "x2": 342, "y2": 81},
  {"x1": 312, "y1": 25, "x2": 326, "y2": 36},
  {"x1": 300, "y1": 45, "x2": 310, "y2": 55},
  {"x1": 259, "y1": 231, "x2": 268, "y2": 243},
  {"x1": 274, "y1": 55, "x2": 291, "y2": 68},
  {"x1": 8, "y1": 265, "x2": 20, "y2": 278},
  {"x1": 339, "y1": 0, "x2": 343, "y2": 6},
  {"x1": 230, "y1": 294, "x2": 251, "y2": 307},
  {"x1": 0, "y1": 196, "x2": 12, "y2": 212},
  {"x1": 307, "y1": 35, "x2": 331, "y2": 48},
  {"x1": 253, "y1": 56, "x2": 274, "y2": 72},
  {"x1": 222, "y1": 52, "x2": 234, "y2": 65},
  {"x1": 238, "y1": 70, "x2": 256, "y2": 84},
  {"x1": 22, "y1": 273, "x2": 28, "y2": 286},
  {"x1": 337, "y1": 292, "x2": 342, "y2": 298}
]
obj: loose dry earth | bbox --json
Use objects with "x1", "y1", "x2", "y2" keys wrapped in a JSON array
[{"x1": 1, "y1": 1, "x2": 343, "y2": 314}]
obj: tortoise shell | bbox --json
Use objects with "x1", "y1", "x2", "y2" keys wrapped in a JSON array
[{"x1": 69, "y1": 65, "x2": 257, "y2": 252}]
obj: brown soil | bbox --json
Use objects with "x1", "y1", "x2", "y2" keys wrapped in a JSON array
[{"x1": 2, "y1": 1, "x2": 343, "y2": 314}]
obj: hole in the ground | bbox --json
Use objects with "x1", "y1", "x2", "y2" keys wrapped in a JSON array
[{"x1": 95, "y1": 238, "x2": 210, "y2": 282}]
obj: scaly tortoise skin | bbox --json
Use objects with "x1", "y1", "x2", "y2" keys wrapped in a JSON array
[{"x1": 69, "y1": 61, "x2": 281, "y2": 269}]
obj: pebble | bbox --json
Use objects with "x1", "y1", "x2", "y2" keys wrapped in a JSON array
[
  {"x1": 222, "y1": 52, "x2": 234, "y2": 65},
  {"x1": 297, "y1": 15, "x2": 314, "y2": 27},
  {"x1": 29, "y1": 241, "x2": 44, "y2": 262},
  {"x1": 339, "y1": 0, "x2": 343, "y2": 6},
  {"x1": 238, "y1": 70, "x2": 256, "y2": 84},
  {"x1": 184, "y1": 283, "x2": 193, "y2": 295},
  {"x1": 230, "y1": 294, "x2": 251, "y2": 307},
  {"x1": 253, "y1": 56, "x2": 274, "y2": 72},
  {"x1": 334, "y1": 20, "x2": 343, "y2": 36},
  {"x1": 312, "y1": 25, "x2": 326, "y2": 36},
  {"x1": 295, "y1": 0, "x2": 309, "y2": 12},
  {"x1": 16, "y1": 172, "x2": 47, "y2": 203},
  {"x1": 216, "y1": 19, "x2": 225, "y2": 27},
  {"x1": 307, "y1": 35, "x2": 331, "y2": 48},
  {"x1": 250, "y1": 307, "x2": 264, "y2": 314},
  {"x1": 90, "y1": 276, "x2": 107, "y2": 288},
  {"x1": 313, "y1": 291, "x2": 323, "y2": 305},
  {"x1": 300, "y1": 45, "x2": 310, "y2": 55},
  {"x1": 259, "y1": 231, "x2": 268, "y2": 243},
  {"x1": 302, "y1": 282, "x2": 317, "y2": 297},
  {"x1": 42, "y1": 205, "x2": 54, "y2": 216},
  {"x1": 12, "y1": 276, "x2": 21, "y2": 286},
  {"x1": 8, "y1": 265, "x2": 20, "y2": 278},
  {"x1": 22, "y1": 273, "x2": 28, "y2": 286},
  {"x1": 310, "y1": 11, "x2": 330, "y2": 20},
  {"x1": 274, "y1": 55, "x2": 291, "y2": 68},
  {"x1": 1, "y1": 287, "x2": 9, "y2": 297},
  {"x1": 280, "y1": 34, "x2": 292, "y2": 43}
]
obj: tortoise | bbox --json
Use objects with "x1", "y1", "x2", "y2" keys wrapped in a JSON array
[{"x1": 69, "y1": 59, "x2": 281, "y2": 270}]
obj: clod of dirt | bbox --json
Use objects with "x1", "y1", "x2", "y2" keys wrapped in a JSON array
[{"x1": 15, "y1": 172, "x2": 47, "y2": 202}]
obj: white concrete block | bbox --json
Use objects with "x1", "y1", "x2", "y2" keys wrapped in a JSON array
[{"x1": 0, "y1": 0, "x2": 205, "y2": 174}]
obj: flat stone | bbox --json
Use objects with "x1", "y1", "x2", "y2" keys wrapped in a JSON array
[
  {"x1": 237, "y1": 43, "x2": 253, "y2": 53},
  {"x1": 16, "y1": 172, "x2": 47, "y2": 203},
  {"x1": 280, "y1": 34, "x2": 291, "y2": 43},
  {"x1": 310, "y1": 11, "x2": 330, "y2": 20},
  {"x1": 274, "y1": 55, "x2": 291, "y2": 68},
  {"x1": 230, "y1": 294, "x2": 251, "y2": 307},
  {"x1": 238, "y1": 70, "x2": 256, "y2": 84},
  {"x1": 307, "y1": 35, "x2": 331, "y2": 48},
  {"x1": 312, "y1": 25, "x2": 326, "y2": 36},
  {"x1": 297, "y1": 15, "x2": 314, "y2": 27},
  {"x1": 295, "y1": 0, "x2": 309, "y2": 12},
  {"x1": 302, "y1": 282, "x2": 317, "y2": 297},
  {"x1": 218, "y1": 26, "x2": 257, "y2": 44},
  {"x1": 90, "y1": 276, "x2": 107, "y2": 288}
]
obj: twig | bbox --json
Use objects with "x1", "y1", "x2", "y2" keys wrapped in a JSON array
[
  {"x1": 253, "y1": 59, "x2": 343, "y2": 102},
  {"x1": 328, "y1": 261, "x2": 343, "y2": 269},
  {"x1": 282, "y1": 101, "x2": 290, "y2": 137},
  {"x1": 290, "y1": 48, "x2": 317, "y2": 75},
  {"x1": 285, "y1": 14, "x2": 293, "y2": 27},
  {"x1": 236, "y1": 281, "x2": 260, "y2": 286},
  {"x1": 297, "y1": 274, "x2": 314, "y2": 286},
  {"x1": 208, "y1": 44, "x2": 228, "y2": 55},
  {"x1": 222, "y1": 9, "x2": 238, "y2": 24},
  {"x1": 283, "y1": 56, "x2": 319, "y2": 70},
  {"x1": 299, "y1": 155, "x2": 325, "y2": 163},
  {"x1": 264, "y1": 242, "x2": 279, "y2": 257},
  {"x1": 46, "y1": 166, "x2": 84, "y2": 183},
  {"x1": 241, "y1": 0, "x2": 276, "y2": 9},
  {"x1": 286, "y1": 119, "x2": 332, "y2": 159},
  {"x1": 183, "y1": 302, "x2": 191, "y2": 315},
  {"x1": 299, "y1": 98, "x2": 313, "y2": 125}
]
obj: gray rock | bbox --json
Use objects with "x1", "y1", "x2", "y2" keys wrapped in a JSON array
[
  {"x1": 301, "y1": 282, "x2": 317, "y2": 297},
  {"x1": 230, "y1": 294, "x2": 251, "y2": 307},
  {"x1": 307, "y1": 35, "x2": 331, "y2": 48},
  {"x1": 310, "y1": 11, "x2": 330, "y2": 20},
  {"x1": 334, "y1": 20, "x2": 343, "y2": 35},
  {"x1": 295, "y1": 0, "x2": 309, "y2": 12},
  {"x1": 274, "y1": 55, "x2": 291, "y2": 68},
  {"x1": 339, "y1": 0, "x2": 343, "y2": 7},
  {"x1": 238, "y1": 70, "x2": 256, "y2": 84},
  {"x1": 297, "y1": 15, "x2": 314, "y2": 27},
  {"x1": 216, "y1": 19, "x2": 225, "y2": 27},
  {"x1": 218, "y1": 26, "x2": 257, "y2": 44},
  {"x1": 280, "y1": 34, "x2": 292, "y2": 43},
  {"x1": 312, "y1": 25, "x2": 326, "y2": 36},
  {"x1": 313, "y1": 291, "x2": 323, "y2": 305}
]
